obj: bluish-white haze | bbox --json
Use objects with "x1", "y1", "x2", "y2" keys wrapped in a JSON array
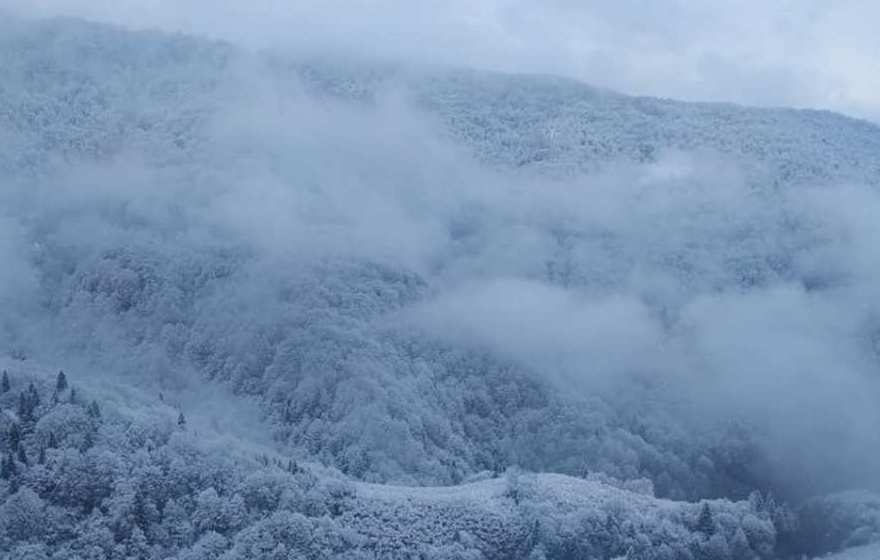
[
  {"x1": 5, "y1": 0, "x2": 880, "y2": 121},
  {"x1": 0, "y1": 9, "x2": 879, "y2": 560}
]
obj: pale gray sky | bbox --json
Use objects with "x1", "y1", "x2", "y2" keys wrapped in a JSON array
[{"x1": 6, "y1": 0, "x2": 880, "y2": 120}]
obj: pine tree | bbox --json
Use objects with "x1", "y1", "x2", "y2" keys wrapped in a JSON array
[
  {"x1": 27, "y1": 382, "x2": 39, "y2": 407},
  {"x1": 55, "y1": 370, "x2": 68, "y2": 393},
  {"x1": 16, "y1": 445, "x2": 27, "y2": 466},
  {"x1": 18, "y1": 384, "x2": 40, "y2": 421},
  {"x1": 7, "y1": 453, "x2": 18, "y2": 479},
  {"x1": 0, "y1": 453, "x2": 14, "y2": 479},
  {"x1": 37, "y1": 446, "x2": 46, "y2": 465},
  {"x1": 87, "y1": 400, "x2": 101, "y2": 420},
  {"x1": 5, "y1": 453, "x2": 18, "y2": 477},
  {"x1": 284, "y1": 398, "x2": 293, "y2": 422},
  {"x1": 1, "y1": 370, "x2": 9, "y2": 393},
  {"x1": 730, "y1": 527, "x2": 752, "y2": 559},
  {"x1": 177, "y1": 412, "x2": 186, "y2": 429},
  {"x1": 8, "y1": 423, "x2": 21, "y2": 451},
  {"x1": 69, "y1": 387, "x2": 78, "y2": 404},
  {"x1": 128, "y1": 526, "x2": 150, "y2": 559},
  {"x1": 47, "y1": 432, "x2": 57, "y2": 449},
  {"x1": 82, "y1": 429, "x2": 94, "y2": 451},
  {"x1": 17, "y1": 392, "x2": 30, "y2": 421},
  {"x1": 696, "y1": 503, "x2": 715, "y2": 537},
  {"x1": 133, "y1": 490, "x2": 149, "y2": 530}
]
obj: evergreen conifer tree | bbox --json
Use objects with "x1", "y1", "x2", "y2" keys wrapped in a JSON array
[
  {"x1": 55, "y1": 370, "x2": 68, "y2": 393},
  {"x1": 696, "y1": 503, "x2": 715, "y2": 537}
]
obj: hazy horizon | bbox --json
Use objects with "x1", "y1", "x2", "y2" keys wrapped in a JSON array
[{"x1": 4, "y1": 1, "x2": 880, "y2": 123}]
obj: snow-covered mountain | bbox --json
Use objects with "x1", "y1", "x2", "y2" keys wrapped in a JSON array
[
  {"x1": 1, "y1": 16, "x2": 879, "y2": 559},
  {"x1": 2, "y1": 360, "x2": 788, "y2": 559},
  {"x1": 5, "y1": 18, "x2": 880, "y2": 187}
]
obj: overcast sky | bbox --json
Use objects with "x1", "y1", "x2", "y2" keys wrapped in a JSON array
[{"x1": 6, "y1": 0, "x2": 880, "y2": 121}]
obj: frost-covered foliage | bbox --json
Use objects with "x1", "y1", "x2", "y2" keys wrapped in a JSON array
[
  {"x1": 1, "y1": 16, "x2": 880, "y2": 559},
  {"x1": 411, "y1": 70, "x2": 880, "y2": 186},
  {"x1": 0, "y1": 366, "x2": 778, "y2": 559},
  {"x1": 0, "y1": 16, "x2": 798, "y2": 496}
]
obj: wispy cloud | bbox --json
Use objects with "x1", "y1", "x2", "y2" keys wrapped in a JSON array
[{"x1": 5, "y1": 0, "x2": 880, "y2": 119}]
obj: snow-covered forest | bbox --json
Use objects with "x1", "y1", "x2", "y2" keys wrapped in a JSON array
[{"x1": 1, "y1": 15, "x2": 880, "y2": 559}]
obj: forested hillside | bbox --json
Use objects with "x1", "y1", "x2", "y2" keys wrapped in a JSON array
[{"x1": 1, "y1": 16, "x2": 879, "y2": 559}]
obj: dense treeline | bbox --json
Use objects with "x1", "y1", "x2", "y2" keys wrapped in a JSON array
[
  {"x1": 0, "y1": 368, "x2": 798, "y2": 559},
  {"x1": 46, "y1": 248, "x2": 767, "y2": 499}
]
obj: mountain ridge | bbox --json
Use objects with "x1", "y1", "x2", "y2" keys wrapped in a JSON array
[{"x1": 1, "y1": 15, "x2": 880, "y2": 559}]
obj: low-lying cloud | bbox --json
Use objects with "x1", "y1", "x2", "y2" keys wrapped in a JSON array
[{"x1": 0, "y1": 19, "x2": 878, "y2": 498}]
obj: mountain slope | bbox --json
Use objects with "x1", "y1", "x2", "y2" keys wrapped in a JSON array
[
  {"x1": 0, "y1": 362, "x2": 779, "y2": 559},
  {"x1": 1, "y1": 16, "x2": 880, "y2": 559},
  {"x1": 4, "y1": 18, "x2": 880, "y2": 187}
]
